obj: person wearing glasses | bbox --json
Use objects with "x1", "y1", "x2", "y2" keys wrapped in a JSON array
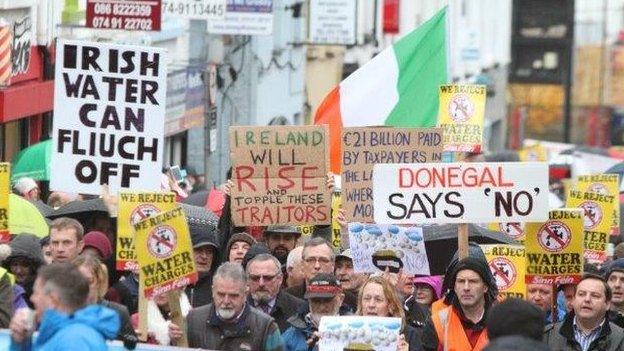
[{"x1": 246, "y1": 253, "x2": 306, "y2": 331}]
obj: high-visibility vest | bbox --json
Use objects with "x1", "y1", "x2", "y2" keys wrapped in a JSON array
[
  {"x1": 432, "y1": 305, "x2": 489, "y2": 351},
  {"x1": 0, "y1": 266, "x2": 13, "y2": 284}
]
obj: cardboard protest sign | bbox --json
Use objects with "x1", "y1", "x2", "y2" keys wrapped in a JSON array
[
  {"x1": 482, "y1": 244, "x2": 526, "y2": 299},
  {"x1": 576, "y1": 174, "x2": 620, "y2": 236},
  {"x1": 0, "y1": 163, "x2": 9, "y2": 242},
  {"x1": 229, "y1": 125, "x2": 331, "y2": 226},
  {"x1": 341, "y1": 127, "x2": 443, "y2": 222},
  {"x1": 319, "y1": 316, "x2": 401, "y2": 351},
  {"x1": 373, "y1": 162, "x2": 549, "y2": 224},
  {"x1": 518, "y1": 144, "x2": 548, "y2": 162},
  {"x1": 135, "y1": 206, "x2": 197, "y2": 299},
  {"x1": 348, "y1": 223, "x2": 429, "y2": 275},
  {"x1": 566, "y1": 189, "x2": 614, "y2": 262},
  {"x1": 51, "y1": 39, "x2": 166, "y2": 194},
  {"x1": 116, "y1": 191, "x2": 177, "y2": 271},
  {"x1": 437, "y1": 85, "x2": 486, "y2": 152},
  {"x1": 525, "y1": 209, "x2": 584, "y2": 285},
  {"x1": 487, "y1": 222, "x2": 526, "y2": 243}
]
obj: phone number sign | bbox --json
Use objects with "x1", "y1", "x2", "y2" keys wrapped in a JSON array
[
  {"x1": 86, "y1": 0, "x2": 162, "y2": 31},
  {"x1": 162, "y1": 0, "x2": 226, "y2": 20}
]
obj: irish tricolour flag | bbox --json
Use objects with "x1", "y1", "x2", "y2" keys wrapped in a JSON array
[{"x1": 314, "y1": 7, "x2": 448, "y2": 173}]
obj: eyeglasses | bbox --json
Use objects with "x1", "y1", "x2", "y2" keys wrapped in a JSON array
[
  {"x1": 248, "y1": 274, "x2": 279, "y2": 282},
  {"x1": 304, "y1": 256, "x2": 332, "y2": 265}
]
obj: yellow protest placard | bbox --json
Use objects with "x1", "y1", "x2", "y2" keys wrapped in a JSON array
[
  {"x1": 331, "y1": 192, "x2": 342, "y2": 249},
  {"x1": 135, "y1": 206, "x2": 197, "y2": 299},
  {"x1": 566, "y1": 189, "x2": 614, "y2": 262},
  {"x1": 0, "y1": 163, "x2": 9, "y2": 243},
  {"x1": 117, "y1": 192, "x2": 177, "y2": 271},
  {"x1": 481, "y1": 244, "x2": 526, "y2": 299},
  {"x1": 487, "y1": 222, "x2": 526, "y2": 243},
  {"x1": 437, "y1": 85, "x2": 486, "y2": 152},
  {"x1": 518, "y1": 144, "x2": 548, "y2": 162},
  {"x1": 576, "y1": 174, "x2": 620, "y2": 236},
  {"x1": 525, "y1": 209, "x2": 584, "y2": 285}
]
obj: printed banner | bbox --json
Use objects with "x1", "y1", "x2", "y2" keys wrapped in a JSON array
[
  {"x1": 342, "y1": 127, "x2": 443, "y2": 223},
  {"x1": 437, "y1": 85, "x2": 486, "y2": 152},
  {"x1": 373, "y1": 162, "x2": 550, "y2": 224},
  {"x1": 86, "y1": 0, "x2": 162, "y2": 31},
  {"x1": 482, "y1": 244, "x2": 526, "y2": 299},
  {"x1": 525, "y1": 209, "x2": 584, "y2": 285},
  {"x1": 51, "y1": 39, "x2": 166, "y2": 194},
  {"x1": 348, "y1": 223, "x2": 429, "y2": 275},
  {"x1": 207, "y1": 0, "x2": 273, "y2": 35},
  {"x1": 576, "y1": 174, "x2": 620, "y2": 236},
  {"x1": 229, "y1": 125, "x2": 331, "y2": 226},
  {"x1": 487, "y1": 222, "x2": 526, "y2": 243},
  {"x1": 135, "y1": 206, "x2": 197, "y2": 299},
  {"x1": 331, "y1": 192, "x2": 342, "y2": 249},
  {"x1": 566, "y1": 189, "x2": 615, "y2": 262},
  {"x1": 0, "y1": 163, "x2": 9, "y2": 243},
  {"x1": 116, "y1": 191, "x2": 177, "y2": 271},
  {"x1": 319, "y1": 316, "x2": 401, "y2": 351}
]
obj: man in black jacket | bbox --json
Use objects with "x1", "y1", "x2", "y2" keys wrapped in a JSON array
[
  {"x1": 246, "y1": 253, "x2": 306, "y2": 331},
  {"x1": 544, "y1": 274, "x2": 624, "y2": 351}
]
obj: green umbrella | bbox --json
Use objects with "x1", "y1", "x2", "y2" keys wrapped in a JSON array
[
  {"x1": 9, "y1": 194, "x2": 49, "y2": 238},
  {"x1": 11, "y1": 139, "x2": 52, "y2": 182}
]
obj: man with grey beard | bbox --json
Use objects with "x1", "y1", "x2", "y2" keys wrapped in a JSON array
[
  {"x1": 169, "y1": 262, "x2": 283, "y2": 350},
  {"x1": 247, "y1": 254, "x2": 306, "y2": 331}
]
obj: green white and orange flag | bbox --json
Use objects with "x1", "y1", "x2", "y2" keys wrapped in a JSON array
[{"x1": 314, "y1": 7, "x2": 448, "y2": 173}]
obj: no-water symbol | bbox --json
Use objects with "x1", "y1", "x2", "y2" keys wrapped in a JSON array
[
  {"x1": 489, "y1": 257, "x2": 516, "y2": 290},
  {"x1": 147, "y1": 225, "x2": 177, "y2": 259},
  {"x1": 500, "y1": 222, "x2": 524, "y2": 240},
  {"x1": 579, "y1": 201, "x2": 602, "y2": 230},
  {"x1": 588, "y1": 183, "x2": 608, "y2": 195},
  {"x1": 537, "y1": 221, "x2": 571, "y2": 253},
  {"x1": 131, "y1": 204, "x2": 160, "y2": 225},
  {"x1": 449, "y1": 94, "x2": 475, "y2": 123}
]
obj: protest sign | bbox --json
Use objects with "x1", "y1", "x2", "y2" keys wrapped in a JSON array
[
  {"x1": 487, "y1": 222, "x2": 526, "y2": 243},
  {"x1": 51, "y1": 39, "x2": 166, "y2": 195},
  {"x1": 348, "y1": 223, "x2": 429, "y2": 275},
  {"x1": 116, "y1": 191, "x2": 177, "y2": 270},
  {"x1": 525, "y1": 209, "x2": 584, "y2": 285},
  {"x1": 576, "y1": 174, "x2": 620, "y2": 236},
  {"x1": 0, "y1": 163, "x2": 9, "y2": 243},
  {"x1": 135, "y1": 206, "x2": 197, "y2": 299},
  {"x1": 331, "y1": 192, "x2": 342, "y2": 248},
  {"x1": 86, "y1": 0, "x2": 162, "y2": 31},
  {"x1": 437, "y1": 85, "x2": 486, "y2": 152},
  {"x1": 566, "y1": 189, "x2": 614, "y2": 262},
  {"x1": 481, "y1": 244, "x2": 526, "y2": 299},
  {"x1": 373, "y1": 162, "x2": 549, "y2": 224},
  {"x1": 518, "y1": 144, "x2": 548, "y2": 162},
  {"x1": 342, "y1": 127, "x2": 443, "y2": 222},
  {"x1": 319, "y1": 316, "x2": 401, "y2": 351},
  {"x1": 229, "y1": 125, "x2": 330, "y2": 226},
  {"x1": 207, "y1": 0, "x2": 273, "y2": 35}
]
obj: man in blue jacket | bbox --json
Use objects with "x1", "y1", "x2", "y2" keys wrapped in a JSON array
[{"x1": 9, "y1": 262, "x2": 120, "y2": 351}]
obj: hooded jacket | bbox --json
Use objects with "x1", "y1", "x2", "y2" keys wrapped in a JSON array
[
  {"x1": 3, "y1": 233, "x2": 44, "y2": 307},
  {"x1": 10, "y1": 304, "x2": 120, "y2": 351}
]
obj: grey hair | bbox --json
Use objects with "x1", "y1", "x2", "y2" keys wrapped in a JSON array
[
  {"x1": 38, "y1": 263, "x2": 89, "y2": 311},
  {"x1": 302, "y1": 237, "x2": 335, "y2": 261},
  {"x1": 246, "y1": 253, "x2": 282, "y2": 275},
  {"x1": 213, "y1": 262, "x2": 247, "y2": 290},
  {"x1": 286, "y1": 246, "x2": 304, "y2": 269}
]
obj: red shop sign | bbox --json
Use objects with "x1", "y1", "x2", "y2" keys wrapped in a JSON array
[{"x1": 86, "y1": 0, "x2": 162, "y2": 31}]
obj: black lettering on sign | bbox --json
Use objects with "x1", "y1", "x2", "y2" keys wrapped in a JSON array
[{"x1": 12, "y1": 16, "x2": 31, "y2": 74}]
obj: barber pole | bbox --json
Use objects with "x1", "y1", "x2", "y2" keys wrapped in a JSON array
[{"x1": 0, "y1": 19, "x2": 11, "y2": 86}]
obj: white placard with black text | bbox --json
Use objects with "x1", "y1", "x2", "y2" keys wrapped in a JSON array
[{"x1": 309, "y1": 0, "x2": 357, "y2": 45}]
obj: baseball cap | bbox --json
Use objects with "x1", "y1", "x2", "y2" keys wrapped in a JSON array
[
  {"x1": 264, "y1": 224, "x2": 301, "y2": 236},
  {"x1": 305, "y1": 273, "x2": 342, "y2": 299}
]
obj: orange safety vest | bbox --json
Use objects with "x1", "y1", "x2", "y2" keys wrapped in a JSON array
[{"x1": 432, "y1": 305, "x2": 489, "y2": 351}]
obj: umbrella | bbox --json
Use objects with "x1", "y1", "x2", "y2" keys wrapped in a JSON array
[
  {"x1": 11, "y1": 139, "x2": 52, "y2": 182},
  {"x1": 179, "y1": 203, "x2": 219, "y2": 223},
  {"x1": 423, "y1": 224, "x2": 519, "y2": 275},
  {"x1": 30, "y1": 200, "x2": 54, "y2": 218},
  {"x1": 607, "y1": 163, "x2": 624, "y2": 191},
  {"x1": 182, "y1": 188, "x2": 226, "y2": 216},
  {"x1": 47, "y1": 198, "x2": 109, "y2": 221},
  {"x1": 8, "y1": 194, "x2": 49, "y2": 238}
]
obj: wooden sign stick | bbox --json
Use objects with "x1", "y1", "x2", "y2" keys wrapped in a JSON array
[
  {"x1": 167, "y1": 290, "x2": 188, "y2": 347},
  {"x1": 138, "y1": 278, "x2": 148, "y2": 342},
  {"x1": 458, "y1": 223, "x2": 469, "y2": 259}
]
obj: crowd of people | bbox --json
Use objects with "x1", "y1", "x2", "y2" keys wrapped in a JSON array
[{"x1": 2, "y1": 168, "x2": 624, "y2": 351}]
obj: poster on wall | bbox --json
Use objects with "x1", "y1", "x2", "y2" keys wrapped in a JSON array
[
  {"x1": 309, "y1": 0, "x2": 357, "y2": 45},
  {"x1": 207, "y1": 0, "x2": 273, "y2": 36}
]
